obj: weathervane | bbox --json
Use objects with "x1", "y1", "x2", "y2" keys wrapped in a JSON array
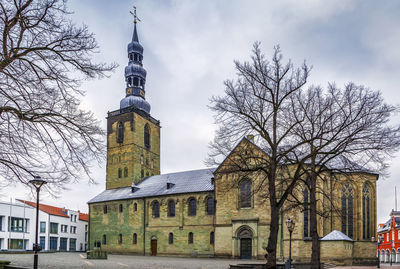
[{"x1": 130, "y1": 6, "x2": 141, "y2": 24}]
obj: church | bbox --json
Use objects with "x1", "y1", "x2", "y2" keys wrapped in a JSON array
[{"x1": 87, "y1": 14, "x2": 378, "y2": 265}]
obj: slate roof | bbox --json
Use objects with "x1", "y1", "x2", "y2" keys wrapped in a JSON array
[
  {"x1": 88, "y1": 168, "x2": 215, "y2": 204},
  {"x1": 320, "y1": 230, "x2": 353, "y2": 241}
]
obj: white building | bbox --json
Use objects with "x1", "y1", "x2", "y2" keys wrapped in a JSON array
[{"x1": 0, "y1": 199, "x2": 88, "y2": 251}]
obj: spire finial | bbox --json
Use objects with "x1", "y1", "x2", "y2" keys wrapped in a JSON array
[{"x1": 130, "y1": 6, "x2": 141, "y2": 25}]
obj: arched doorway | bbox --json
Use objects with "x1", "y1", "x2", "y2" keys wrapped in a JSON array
[
  {"x1": 396, "y1": 248, "x2": 400, "y2": 263},
  {"x1": 151, "y1": 237, "x2": 157, "y2": 256},
  {"x1": 238, "y1": 227, "x2": 253, "y2": 259}
]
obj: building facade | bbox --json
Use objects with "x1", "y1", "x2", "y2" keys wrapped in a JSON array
[
  {"x1": 88, "y1": 18, "x2": 378, "y2": 265},
  {"x1": 377, "y1": 210, "x2": 400, "y2": 263},
  {"x1": 0, "y1": 200, "x2": 88, "y2": 251}
]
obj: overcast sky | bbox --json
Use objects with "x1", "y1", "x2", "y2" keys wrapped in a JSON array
[{"x1": 2, "y1": 0, "x2": 400, "y2": 225}]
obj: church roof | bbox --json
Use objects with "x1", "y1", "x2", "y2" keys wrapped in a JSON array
[
  {"x1": 320, "y1": 230, "x2": 353, "y2": 241},
  {"x1": 88, "y1": 168, "x2": 215, "y2": 204}
]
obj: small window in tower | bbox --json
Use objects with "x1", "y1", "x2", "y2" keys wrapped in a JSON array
[
  {"x1": 169, "y1": 233, "x2": 174, "y2": 244},
  {"x1": 144, "y1": 124, "x2": 150, "y2": 150},
  {"x1": 134, "y1": 203, "x2": 137, "y2": 212},
  {"x1": 188, "y1": 232, "x2": 194, "y2": 244},
  {"x1": 134, "y1": 53, "x2": 138, "y2": 61},
  {"x1": 146, "y1": 158, "x2": 149, "y2": 166},
  {"x1": 128, "y1": 77, "x2": 132, "y2": 87},
  {"x1": 124, "y1": 167, "x2": 128, "y2": 177},
  {"x1": 118, "y1": 234, "x2": 122, "y2": 244},
  {"x1": 117, "y1": 122, "x2": 124, "y2": 143},
  {"x1": 118, "y1": 168, "x2": 122, "y2": 178},
  {"x1": 133, "y1": 77, "x2": 139, "y2": 86},
  {"x1": 129, "y1": 54, "x2": 133, "y2": 61},
  {"x1": 133, "y1": 233, "x2": 137, "y2": 244},
  {"x1": 141, "y1": 169, "x2": 144, "y2": 178},
  {"x1": 146, "y1": 172, "x2": 149, "y2": 177},
  {"x1": 119, "y1": 204, "x2": 123, "y2": 213}
]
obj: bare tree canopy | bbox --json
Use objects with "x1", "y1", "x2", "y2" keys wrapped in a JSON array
[
  {"x1": 0, "y1": 0, "x2": 116, "y2": 189},
  {"x1": 209, "y1": 42, "x2": 400, "y2": 268}
]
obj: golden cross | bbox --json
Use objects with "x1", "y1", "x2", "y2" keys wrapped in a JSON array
[{"x1": 129, "y1": 6, "x2": 141, "y2": 24}]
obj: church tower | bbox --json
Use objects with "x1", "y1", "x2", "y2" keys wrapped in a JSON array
[{"x1": 105, "y1": 12, "x2": 160, "y2": 190}]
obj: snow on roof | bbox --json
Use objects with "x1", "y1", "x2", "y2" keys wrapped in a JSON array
[{"x1": 320, "y1": 230, "x2": 353, "y2": 242}]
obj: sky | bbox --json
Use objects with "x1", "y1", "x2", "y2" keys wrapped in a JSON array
[{"x1": 1, "y1": 0, "x2": 400, "y2": 225}]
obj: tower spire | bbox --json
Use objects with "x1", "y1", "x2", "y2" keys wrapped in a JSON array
[
  {"x1": 120, "y1": 6, "x2": 150, "y2": 114},
  {"x1": 130, "y1": 6, "x2": 140, "y2": 42}
]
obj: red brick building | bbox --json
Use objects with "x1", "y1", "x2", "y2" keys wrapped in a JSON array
[{"x1": 377, "y1": 210, "x2": 400, "y2": 263}]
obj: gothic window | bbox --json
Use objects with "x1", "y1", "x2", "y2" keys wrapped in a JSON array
[
  {"x1": 102, "y1": 234, "x2": 107, "y2": 245},
  {"x1": 133, "y1": 233, "x2": 137, "y2": 244},
  {"x1": 303, "y1": 187, "x2": 310, "y2": 238},
  {"x1": 103, "y1": 205, "x2": 107, "y2": 214},
  {"x1": 206, "y1": 197, "x2": 215, "y2": 215},
  {"x1": 188, "y1": 198, "x2": 196, "y2": 216},
  {"x1": 134, "y1": 203, "x2": 137, "y2": 212},
  {"x1": 152, "y1": 201, "x2": 160, "y2": 218},
  {"x1": 362, "y1": 184, "x2": 371, "y2": 239},
  {"x1": 239, "y1": 180, "x2": 251, "y2": 208},
  {"x1": 117, "y1": 122, "x2": 124, "y2": 143},
  {"x1": 144, "y1": 124, "x2": 150, "y2": 150},
  {"x1": 118, "y1": 168, "x2": 122, "y2": 178},
  {"x1": 169, "y1": 233, "x2": 174, "y2": 244},
  {"x1": 168, "y1": 200, "x2": 175, "y2": 217},
  {"x1": 188, "y1": 232, "x2": 193, "y2": 244},
  {"x1": 118, "y1": 234, "x2": 122, "y2": 244},
  {"x1": 119, "y1": 204, "x2": 123, "y2": 213},
  {"x1": 210, "y1": 232, "x2": 214, "y2": 245},
  {"x1": 124, "y1": 167, "x2": 128, "y2": 177},
  {"x1": 341, "y1": 183, "x2": 354, "y2": 238}
]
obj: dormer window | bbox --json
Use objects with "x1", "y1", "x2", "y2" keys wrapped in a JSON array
[{"x1": 167, "y1": 182, "x2": 174, "y2": 189}]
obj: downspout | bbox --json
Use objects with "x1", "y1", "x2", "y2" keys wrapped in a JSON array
[{"x1": 142, "y1": 198, "x2": 146, "y2": 256}]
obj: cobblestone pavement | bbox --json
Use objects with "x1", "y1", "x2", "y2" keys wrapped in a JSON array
[
  {"x1": 1, "y1": 252, "x2": 400, "y2": 269},
  {"x1": 0, "y1": 252, "x2": 251, "y2": 269}
]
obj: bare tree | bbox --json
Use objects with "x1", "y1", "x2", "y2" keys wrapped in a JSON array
[
  {"x1": 0, "y1": 0, "x2": 116, "y2": 190},
  {"x1": 208, "y1": 43, "x2": 311, "y2": 268},
  {"x1": 288, "y1": 84, "x2": 400, "y2": 268}
]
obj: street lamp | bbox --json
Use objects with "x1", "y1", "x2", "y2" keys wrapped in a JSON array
[
  {"x1": 285, "y1": 218, "x2": 295, "y2": 269},
  {"x1": 29, "y1": 176, "x2": 47, "y2": 269},
  {"x1": 377, "y1": 234, "x2": 384, "y2": 268}
]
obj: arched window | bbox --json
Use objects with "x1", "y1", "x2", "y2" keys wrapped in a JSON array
[
  {"x1": 144, "y1": 124, "x2": 150, "y2": 150},
  {"x1": 102, "y1": 234, "x2": 107, "y2": 245},
  {"x1": 134, "y1": 203, "x2": 137, "y2": 212},
  {"x1": 152, "y1": 201, "x2": 160, "y2": 218},
  {"x1": 117, "y1": 122, "x2": 124, "y2": 143},
  {"x1": 134, "y1": 53, "x2": 138, "y2": 61},
  {"x1": 341, "y1": 183, "x2": 354, "y2": 238},
  {"x1": 169, "y1": 233, "x2": 174, "y2": 244},
  {"x1": 239, "y1": 180, "x2": 251, "y2": 208},
  {"x1": 206, "y1": 197, "x2": 215, "y2": 215},
  {"x1": 188, "y1": 198, "x2": 196, "y2": 216},
  {"x1": 133, "y1": 233, "x2": 137, "y2": 244},
  {"x1": 119, "y1": 204, "x2": 123, "y2": 213},
  {"x1": 362, "y1": 184, "x2": 371, "y2": 239},
  {"x1": 188, "y1": 232, "x2": 193, "y2": 244},
  {"x1": 118, "y1": 168, "x2": 122, "y2": 178},
  {"x1": 168, "y1": 200, "x2": 175, "y2": 217},
  {"x1": 303, "y1": 187, "x2": 310, "y2": 238},
  {"x1": 210, "y1": 232, "x2": 214, "y2": 245},
  {"x1": 118, "y1": 234, "x2": 122, "y2": 244},
  {"x1": 133, "y1": 77, "x2": 139, "y2": 86},
  {"x1": 124, "y1": 167, "x2": 128, "y2": 177},
  {"x1": 103, "y1": 205, "x2": 107, "y2": 214}
]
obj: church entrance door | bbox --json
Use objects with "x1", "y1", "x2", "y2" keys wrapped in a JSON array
[
  {"x1": 240, "y1": 238, "x2": 252, "y2": 259},
  {"x1": 151, "y1": 239, "x2": 157, "y2": 256}
]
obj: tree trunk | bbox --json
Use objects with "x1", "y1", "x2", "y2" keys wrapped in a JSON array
[
  {"x1": 266, "y1": 204, "x2": 280, "y2": 269},
  {"x1": 310, "y1": 171, "x2": 320, "y2": 269}
]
